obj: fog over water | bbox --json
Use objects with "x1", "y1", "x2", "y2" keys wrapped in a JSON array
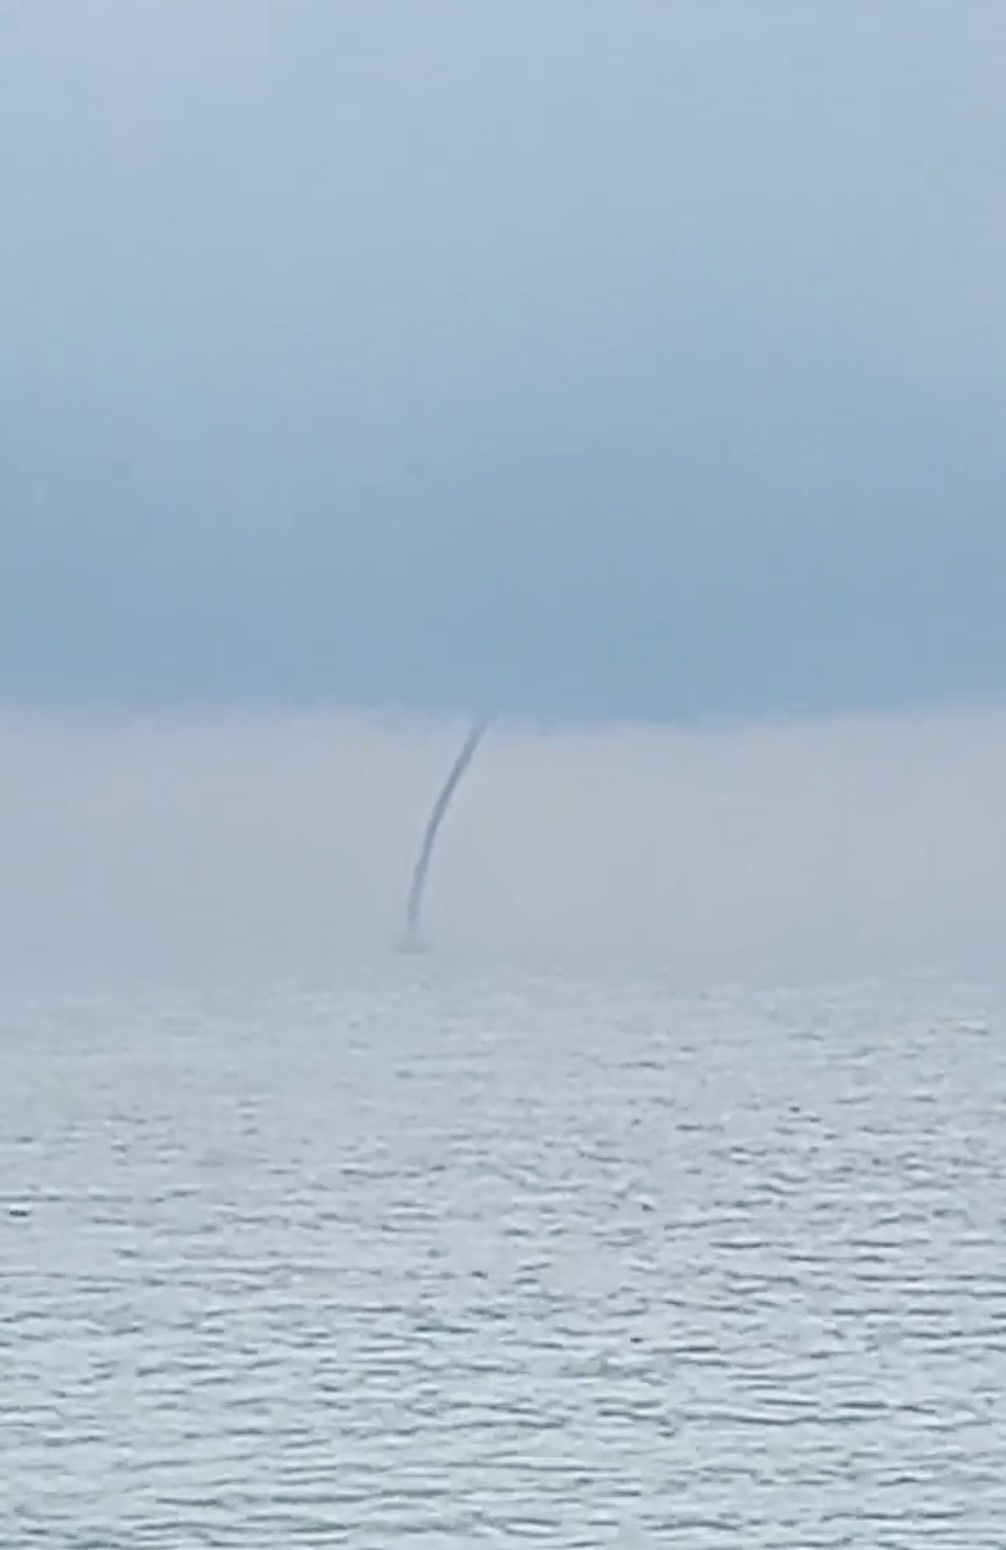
[{"x1": 1, "y1": 702, "x2": 1003, "y2": 983}]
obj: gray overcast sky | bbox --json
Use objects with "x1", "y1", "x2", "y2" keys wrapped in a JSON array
[{"x1": 2, "y1": 1, "x2": 1004, "y2": 721}]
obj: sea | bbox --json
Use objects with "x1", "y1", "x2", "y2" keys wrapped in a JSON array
[{"x1": 2, "y1": 960, "x2": 1004, "y2": 1546}]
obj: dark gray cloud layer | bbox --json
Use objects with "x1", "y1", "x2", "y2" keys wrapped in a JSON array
[{"x1": 3, "y1": 3, "x2": 1004, "y2": 718}]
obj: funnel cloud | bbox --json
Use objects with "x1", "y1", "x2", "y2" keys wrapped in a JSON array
[{"x1": 403, "y1": 718, "x2": 489, "y2": 951}]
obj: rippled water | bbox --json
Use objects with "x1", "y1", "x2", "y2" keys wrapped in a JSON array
[{"x1": 2, "y1": 965, "x2": 1005, "y2": 1545}]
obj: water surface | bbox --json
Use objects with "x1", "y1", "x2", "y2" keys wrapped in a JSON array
[{"x1": 2, "y1": 967, "x2": 1004, "y2": 1545}]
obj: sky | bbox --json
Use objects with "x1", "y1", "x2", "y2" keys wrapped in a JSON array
[
  {"x1": 2, "y1": 5, "x2": 1005, "y2": 979},
  {"x1": 2, "y1": 1, "x2": 1005, "y2": 721}
]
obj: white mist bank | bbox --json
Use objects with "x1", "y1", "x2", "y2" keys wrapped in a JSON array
[{"x1": 0, "y1": 702, "x2": 1004, "y2": 982}]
